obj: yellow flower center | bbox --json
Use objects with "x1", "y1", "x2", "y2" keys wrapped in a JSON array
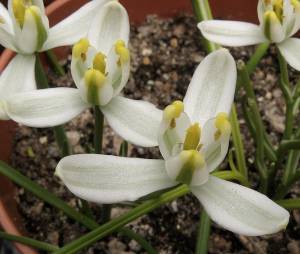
[
  {"x1": 72, "y1": 38, "x2": 90, "y2": 61},
  {"x1": 163, "y1": 100, "x2": 184, "y2": 128},
  {"x1": 13, "y1": 0, "x2": 33, "y2": 27},
  {"x1": 115, "y1": 40, "x2": 130, "y2": 65},
  {"x1": 93, "y1": 52, "x2": 107, "y2": 74},
  {"x1": 214, "y1": 112, "x2": 231, "y2": 140},
  {"x1": 183, "y1": 123, "x2": 201, "y2": 151}
]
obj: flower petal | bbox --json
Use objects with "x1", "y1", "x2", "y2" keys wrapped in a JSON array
[
  {"x1": 42, "y1": 0, "x2": 110, "y2": 51},
  {"x1": 191, "y1": 176, "x2": 290, "y2": 236},
  {"x1": 198, "y1": 20, "x2": 266, "y2": 46},
  {"x1": 278, "y1": 38, "x2": 300, "y2": 71},
  {"x1": 0, "y1": 3, "x2": 16, "y2": 50},
  {"x1": 0, "y1": 54, "x2": 36, "y2": 119},
  {"x1": 88, "y1": 1, "x2": 129, "y2": 53},
  {"x1": 200, "y1": 117, "x2": 230, "y2": 173},
  {"x1": 106, "y1": 45, "x2": 130, "y2": 97},
  {"x1": 183, "y1": 49, "x2": 237, "y2": 125},
  {"x1": 101, "y1": 96, "x2": 162, "y2": 147},
  {"x1": 56, "y1": 154, "x2": 175, "y2": 204},
  {"x1": 5, "y1": 87, "x2": 89, "y2": 127},
  {"x1": 0, "y1": 54, "x2": 36, "y2": 99},
  {"x1": 158, "y1": 112, "x2": 191, "y2": 159}
]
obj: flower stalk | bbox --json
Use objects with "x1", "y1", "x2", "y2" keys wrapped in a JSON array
[
  {"x1": 52, "y1": 185, "x2": 190, "y2": 254},
  {"x1": 35, "y1": 54, "x2": 71, "y2": 157}
]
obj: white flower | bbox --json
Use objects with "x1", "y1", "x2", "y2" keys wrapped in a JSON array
[
  {"x1": 0, "y1": 0, "x2": 111, "y2": 119},
  {"x1": 2, "y1": 1, "x2": 161, "y2": 147},
  {"x1": 55, "y1": 49, "x2": 290, "y2": 236},
  {"x1": 198, "y1": 0, "x2": 300, "y2": 70}
]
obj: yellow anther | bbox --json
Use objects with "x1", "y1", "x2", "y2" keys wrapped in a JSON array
[
  {"x1": 183, "y1": 123, "x2": 201, "y2": 150},
  {"x1": 291, "y1": 0, "x2": 300, "y2": 9},
  {"x1": 84, "y1": 69, "x2": 106, "y2": 105},
  {"x1": 214, "y1": 112, "x2": 231, "y2": 140},
  {"x1": 163, "y1": 100, "x2": 184, "y2": 127},
  {"x1": 273, "y1": 0, "x2": 283, "y2": 22},
  {"x1": 13, "y1": 0, "x2": 26, "y2": 27},
  {"x1": 176, "y1": 150, "x2": 205, "y2": 185},
  {"x1": 84, "y1": 69, "x2": 106, "y2": 88},
  {"x1": 115, "y1": 40, "x2": 130, "y2": 64},
  {"x1": 264, "y1": 10, "x2": 281, "y2": 40},
  {"x1": 93, "y1": 52, "x2": 106, "y2": 74},
  {"x1": 72, "y1": 38, "x2": 90, "y2": 60}
]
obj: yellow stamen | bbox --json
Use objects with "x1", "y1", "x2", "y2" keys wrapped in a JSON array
[
  {"x1": 291, "y1": 0, "x2": 300, "y2": 10},
  {"x1": 176, "y1": 150, "x2": 205, "y2": 185},
  {"x1": 183, "y1": 123, "x2": 201, "y2": 150},
  {"x1": 214, "y1": 112, "x2": 231, "y2": 140},
  {"x1": 84, "y1": 69, "x2": 106, "y2": 105},
  {"x1": 273, "y1": 0, "x2": 283, "y2": 22},
  {"x1": 163, "y1": 100, "x2": 184, "y2": 127},
  {"x1": 115, "y1": 40, "x2": 130, "y2": 64},
  {"x1": 93, "y1": 52, "x2": 106, "y2": 74},
  {"x1": 72, "y1": 38, "x2": 90, "y2": 60},
  {"x1": 13, "y1": 0, "x2": 27, "y2": 27},
  {"x1": 85, "y1": 69, "x2": 106, "y2": 88}
]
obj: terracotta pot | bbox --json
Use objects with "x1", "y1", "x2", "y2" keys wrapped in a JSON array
[{"x1": 0, "y1": 0, "x2": 259, "y2": 253}]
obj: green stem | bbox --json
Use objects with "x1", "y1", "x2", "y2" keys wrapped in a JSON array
[
  {"x1": 118, "y1": 228, "x2": 157, "y2": 254},
  {"x1": 53, "y1": 125, "x2": 71, "y2": 157},
  {"x1": 195, "y1": 211, "x2": 211, "y2": 254},
  {"x1": 53, "y1": 185, "x2": 190, "y2": 254},
  {"x1": 45, "y1": 50, "x2": 65, "y2": 76},
  {"x1": 35, "y1": 53, "x2": 71, "y2": 156},
  {"x1": 276, "y1": 198, "x2": 300, "y2": 210},
  {"x1": 0, "y1": 160, "x2": 98, "y2": 230},
  {"x1": 94, "y1": 106, "x2": 104, "y2": 154},
  {"x1": 119, "y1": 141, "x2": 129, "y2": 156},
  {"x1": 246, "y1": 42, "x2": 270, "y2": 74},
  {"x1": 230, "y1": 105, "x2": 248, "y2": 179},
  {"x1": 0, "y1": 231, "x2": 58, "y2": 252},
  {"x1": 93, "y1": 106, "x2": 110, "y2": 222},
  {"x1": 190, "y1": 0, "x2": 219, "y2": 52},
  {"x1": 212, "y1": 170, "x2": 250, "y2": 187}
]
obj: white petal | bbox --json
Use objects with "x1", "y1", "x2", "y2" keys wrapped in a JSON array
[
  {"x1": 198, "y1": 20, "x2": 266, "y2": 47},
  {"x1": 106, "y1": 45, "x2": 130, "y2": 97},
  {"x1": 200, "y1": 118, "x2": 230, "y2": 173},
  {"x1": 5, "y1": 87, "x2": 89, "y2": 127},
  {"x1": 0, "y1": 54, "x2": 36, "y2": 111},
  {"x1": 101, "y1": 96, "x2": 162, "y2": 147},
  {"x1": 191, "y1": 176, "x2": 290, "y2": 236},
  {"x1": 88, "y1": 1, "x2": 129, "y2": 53},
  {"x1": 183, "y1": 49, "x2": 237, "y2": 125},
  {"x1": 42, "y1": 0, "x2": 110, "y2": 51},
  {"x1": 56, "y1": 154, "x2": 175, "y2": 204},
  {"x1": 0, "y1": 3, "x2": 16, "y2": 50},
  {"x1": 14, "y1": 7, "x2": 49, "y2": 54},
  {"x1": 278, "y1": 38, "x2": 300, "y2": 71},
  {"x1": 158, "y1": 112, "x2": 191, "y2": 159},
  {"x1": 165, "y1": 153, "x2": 209, "y2": 186},
  {"x1": 71, "y1": 46, "x2": 98, "y2": 88},
  {"x1": 257, "y1": 0, "x2": 265, "y2": 25}
]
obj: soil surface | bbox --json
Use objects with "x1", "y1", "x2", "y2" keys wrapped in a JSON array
[{"x1": 11, "y1": 14, "x2": 300, "y2": 253}]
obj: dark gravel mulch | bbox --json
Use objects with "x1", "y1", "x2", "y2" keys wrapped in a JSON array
[{"x1": 10, "y1": 14, "x2": 300, "y2": 253}]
